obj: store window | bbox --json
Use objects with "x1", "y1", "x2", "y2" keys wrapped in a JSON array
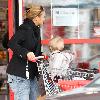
[
  {"x1": 42, "y1": 0, "x2": 100, "y2": 39},
  {"x1": 23, "y1": 0, "x2": 100, "y2": 39},
  {"x1": 0, "y1": 7, "x2": 7, "y2": 65},
  {"x1": 0, "y1": 1, "x2": 8, "y2": 66},
  {"x1": 0, "y1": 0, "x2": 8, "y2": 93},
  {"x1": 23, "y1": 0, "x2": 100, "y2": 68}
]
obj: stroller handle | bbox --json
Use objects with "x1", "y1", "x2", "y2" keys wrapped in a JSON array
[
  {"x1": 31, "y1": 55, "x2": 48, "y2": 62},
  {"x1": 35, "y1": 56, "x2": 45, "y2": 59}
]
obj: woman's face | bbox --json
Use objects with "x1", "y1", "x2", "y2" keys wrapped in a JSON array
[{"x1": 37, "y1": 11, "x2": 46, "y2": 26}]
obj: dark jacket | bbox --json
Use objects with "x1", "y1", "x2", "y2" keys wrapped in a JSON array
[{"x1": 6, "y1": 18, "x2": 41, "y2": 79}]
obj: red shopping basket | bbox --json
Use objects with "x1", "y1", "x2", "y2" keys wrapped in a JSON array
[{"x1": 58, "y1": 80, "x2": 91, "y2": 91}]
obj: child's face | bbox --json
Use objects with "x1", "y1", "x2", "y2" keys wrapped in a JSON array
[{"x1": 57, "y1": 40, "x2": 64, "y2": 51}]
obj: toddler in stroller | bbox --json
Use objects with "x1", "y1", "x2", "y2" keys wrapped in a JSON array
[{"x1": 48, "y1": 36, "x2": 74, "y2": 82}]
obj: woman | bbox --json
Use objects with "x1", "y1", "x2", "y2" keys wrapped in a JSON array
[{"x1": 7, "y1": 4, "x2": 45, "y2": 100}]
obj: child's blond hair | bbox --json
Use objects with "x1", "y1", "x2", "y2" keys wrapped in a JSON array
[{"x1": 49, "y1": 36, "x2": 64, "y2": 52}]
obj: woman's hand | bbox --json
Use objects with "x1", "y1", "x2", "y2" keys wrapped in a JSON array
[
  {"x1": 27, "y1": 52, "x2": 36, "y2": 61},
  {"x1": 42, "y1": 54, "x2": 48, "y2": 59}
]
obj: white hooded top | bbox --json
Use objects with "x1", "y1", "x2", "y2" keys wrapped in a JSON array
[{"x1": 48, "y1": 50, "x2": 74, "y2": 79}]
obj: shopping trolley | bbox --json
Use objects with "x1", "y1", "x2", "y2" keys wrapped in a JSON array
[{"x1": 33, "y1": 56, "x2": 94, "y2": 95}]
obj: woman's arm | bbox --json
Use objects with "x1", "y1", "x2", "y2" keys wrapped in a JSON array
[{"x1": 8, "y1": 29, "x2": 29, "y2": 60}]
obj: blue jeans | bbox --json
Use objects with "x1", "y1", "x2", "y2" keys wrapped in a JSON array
[{"x1": 7, "y1": 74, "x2": 39, "y2": 100}]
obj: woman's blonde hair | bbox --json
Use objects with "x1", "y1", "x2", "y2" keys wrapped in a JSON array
[
  {"x1": 25, "y1": 4, "x2": 44, "y2": 20},
  {"x1": 49, "y1": 36, "x2": 64, "y2": 52}
]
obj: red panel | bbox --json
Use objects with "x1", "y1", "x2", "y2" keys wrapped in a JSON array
[
  {"x1": 58, "y1": 80, "x2": 90, "y2": 91},
  {"x1": 8, "y1": 0, "x2": 14, "y2": 100},
  {"x1": 41, "y1": 39, "x2": 100, "y2": 45},
  {"x1": 8, "y1": 0, "x2": 13, "y2": 61},
  {"x1": 8, "y1": 0, "x2": 13, "y2": 40},
  {"x1": 9, "y1": 88, "x2": 14, "y2": 100},
  {"x1": 64, "y1": 39, "x2": 100, "y2": 44}
]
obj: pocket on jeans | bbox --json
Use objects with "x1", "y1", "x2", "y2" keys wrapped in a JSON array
[
  {"x1": 7, "y1": 74, "x2": 14, "y2": 83},
  {"x1": 7, "y1": 74, "x2": 17, "y2": 92}
]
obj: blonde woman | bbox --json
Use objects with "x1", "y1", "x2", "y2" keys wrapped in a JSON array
[
  {"x1": 48, "y1": 36, "x2": 74, "y2": 81},
  {"x1": 7, "y1": 4, "x2": 45, "y2": 100}
]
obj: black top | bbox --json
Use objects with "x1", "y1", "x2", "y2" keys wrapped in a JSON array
[{"x1": 6, "y1": 18, "x2": 42, "y2": 79}]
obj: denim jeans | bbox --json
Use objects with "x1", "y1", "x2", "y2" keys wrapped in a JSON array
[{"x1": 7, "y1": 74, "x2": 39, "y2": 100}]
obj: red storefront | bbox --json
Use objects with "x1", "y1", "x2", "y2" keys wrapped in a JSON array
[{"x1": 8, "y1": 0, "x2": 100, "y2": 100}]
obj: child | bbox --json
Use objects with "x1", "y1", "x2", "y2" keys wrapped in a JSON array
[{"x1": 48, "y1": 36, "x2": 74, "y2": 81}]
